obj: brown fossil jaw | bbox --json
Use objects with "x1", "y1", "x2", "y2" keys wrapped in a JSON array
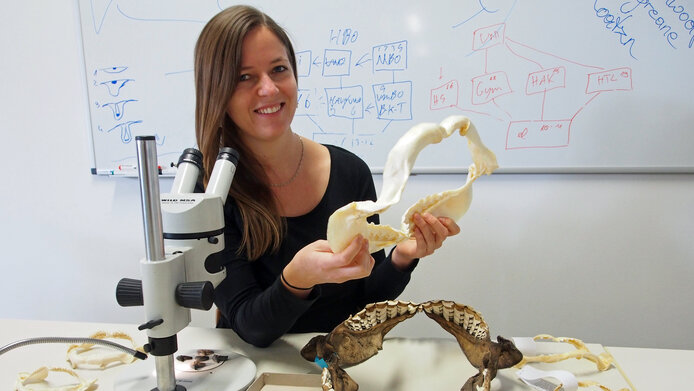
[
  {"x1": 302, "y1": 300, "x2": 522, "y2": 391},
  {"x1": 301, "y1": 300, "x2": 420, "y2": 367},
  {"x1": 422, "y1": 300, "x2": 523, "y2": 391}
]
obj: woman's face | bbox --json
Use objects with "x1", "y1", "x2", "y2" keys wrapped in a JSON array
[{"x1": 226, "y1": 26, "x2": 298, "y2": 144}]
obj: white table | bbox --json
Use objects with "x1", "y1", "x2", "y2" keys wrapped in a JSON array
[
  {"x1": 1, "y1": 319, "x2": 689, "y2": 390},
  {"x1": 604, "y1": 346, "x2": 694, "y2": 390}
]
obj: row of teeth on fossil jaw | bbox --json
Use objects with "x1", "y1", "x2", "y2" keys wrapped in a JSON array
[
  {"x1": 345, "y1": 300, "x2": 420, "y2": 331},
  {"x1": 341, "y1": 300, "x2": 489, "y2": 340},
  {"x1": 326, "y1": 115, "x2": 498, "y2": 254},
  {"x1": 422, "y1": 300, "x2": 489, "y2": 340}
]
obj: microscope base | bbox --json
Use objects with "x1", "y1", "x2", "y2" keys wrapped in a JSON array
[{"x1": 114, "y1": 351, "x2": 256, "y2": 391}]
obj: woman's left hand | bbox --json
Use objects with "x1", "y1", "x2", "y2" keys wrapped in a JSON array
[{"x1": 391, "y1": 212, "x2": 460, "y2": 270}]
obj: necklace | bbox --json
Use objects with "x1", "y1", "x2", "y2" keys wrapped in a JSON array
[{"x1": 270, "y1": 134, "x2": 304, "y2": 187}]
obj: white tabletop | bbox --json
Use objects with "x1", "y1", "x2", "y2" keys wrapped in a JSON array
[
  {"x1": 1, "y1": 318, "x2": 690, "y2": 391},
  {"x1": 605, "y1": 346, "x2": 694, "y2": 391}
]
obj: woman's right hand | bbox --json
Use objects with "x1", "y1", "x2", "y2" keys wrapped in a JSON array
[{"x1": 281, "y1": 235, "x2": 374, "y2": 296}]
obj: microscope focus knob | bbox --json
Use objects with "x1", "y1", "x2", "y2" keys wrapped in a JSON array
[
  {"x1": 175, "y1": 281, "x2": 214, "y2": 310},
  {"x1": 116, "y1": 278, "x2": 144, "y2": 307}
]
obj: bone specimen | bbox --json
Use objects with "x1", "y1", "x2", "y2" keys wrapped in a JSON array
[
  {"x1": 514, "y1": 334, "x2": 615, "y2": 371},
  {"x1": 327, "y1": 116, "x2": 498, "y2": 253},
  {"x1": 66, "y1": 331, "x2": 142, "y2": 369},
  {"x1": 301, "y1": 300, "x2": 521, "y2": 391},
  {"x1": 302, "y1": 300, "x2": 420, "y2": 366},
  {"x1": 302, "y1": 300, "x2": 420, "y2": 391},
  {"x1": 15, "y1": 366, "x2": 96, "y2": 391},
  {"x1": 321, "y1": 364, "x2": 359, "y2": 391},
  {"x1": 320, "y1": 368, "x2": 335, "y2": 391},
  {"x1": 514, "y1": 334, "x2": 628, "y2": 391},
  {"x1": 422, "y1": 300, "x2": 523, "y2": 391}
]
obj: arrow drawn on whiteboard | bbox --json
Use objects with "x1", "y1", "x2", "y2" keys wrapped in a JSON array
[
  {"x1": 88, "y1": 0, "x2": 114, "y2": 34},
  {"x1": 355, "y1": 53, "x2": 371, "y2": 67}
]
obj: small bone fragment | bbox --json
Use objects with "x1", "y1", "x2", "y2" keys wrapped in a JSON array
[{"x1": 16, "y1": 366, "x2": 97, "y2": 391}]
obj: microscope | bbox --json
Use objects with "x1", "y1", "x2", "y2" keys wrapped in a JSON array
[{"x1": 115, "y1": 136, "x2": 255, "y2": 390}]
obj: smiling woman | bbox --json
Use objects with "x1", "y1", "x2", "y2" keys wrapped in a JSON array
[
  {"x1": 225, "y1": 26, "x2": 298, "y2": 147},
  {"x1": 194, "y1": 5, "x2": 301, "y2": 260},
  {"x1": 192, "y1": 5, "x2": 460, "y2": 348}
]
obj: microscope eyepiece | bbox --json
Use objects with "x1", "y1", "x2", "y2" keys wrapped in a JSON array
[
  {"x1": 171, "y1": 148, "x2": 203, "y2": 194},
  {"x1": 207, "y1": 147, "x2": 239, "y2": 205},
  {"x1": 217, "y1": 147, "x2": 239, "y2": 165},
  {"x1": 177, "y1": 148, "x2": 203, "y2": 170}
]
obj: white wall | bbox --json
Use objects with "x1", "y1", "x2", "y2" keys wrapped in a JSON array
[{"x1": 1, "y1": 0, "x2": 692, "y2": 350}]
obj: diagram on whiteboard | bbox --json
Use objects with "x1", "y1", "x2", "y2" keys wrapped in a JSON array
[
  {"x1": 429, "y1": 21, "x2": 633, "y2": 150},
  {"x1": 78, "y1": 0, "x2": 694, "y2": 174},
  {"x1": 292, "y1": 35, "x2": 413, "y2": 151}
]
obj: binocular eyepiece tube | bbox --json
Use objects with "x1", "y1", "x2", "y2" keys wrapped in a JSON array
[
  {"x1": 171, "y1": 147, "x2": 239, "y2": 205},
  {"x1": 170, "y1": 148, "x2": 203, "y2": 194},
  {"x1": 206, "y1": 147, "x2": 239, "y2": 205}
]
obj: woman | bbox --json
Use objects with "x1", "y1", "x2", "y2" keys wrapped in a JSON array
[{"x1": 194, "y1": 5, "x2": 460, "y2": 347}]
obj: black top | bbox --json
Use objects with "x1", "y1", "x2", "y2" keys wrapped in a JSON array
[{"x1": 213, "y1": 145, "x2": 417, "y2": 347}]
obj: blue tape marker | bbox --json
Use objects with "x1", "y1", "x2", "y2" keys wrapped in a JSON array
[{"x1": 314, "y1": 356, "x2": 328, "y2": 369}]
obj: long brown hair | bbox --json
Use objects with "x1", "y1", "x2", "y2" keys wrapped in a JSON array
[{"x1": 194, "y1": 5, "x2": 298, "y2": 260}]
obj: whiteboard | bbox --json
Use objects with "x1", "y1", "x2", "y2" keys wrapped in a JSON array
[{"x1": 78, "y1": 0, "x2": 694, "y2": 174}]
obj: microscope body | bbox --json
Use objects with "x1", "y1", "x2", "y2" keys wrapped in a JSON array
[
  {"x1": 116, "y1": 140, "x2": 239, "y2": 390},
  {"x1": 139, "y1": 190, "x2": 228, "y2": 339}
]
